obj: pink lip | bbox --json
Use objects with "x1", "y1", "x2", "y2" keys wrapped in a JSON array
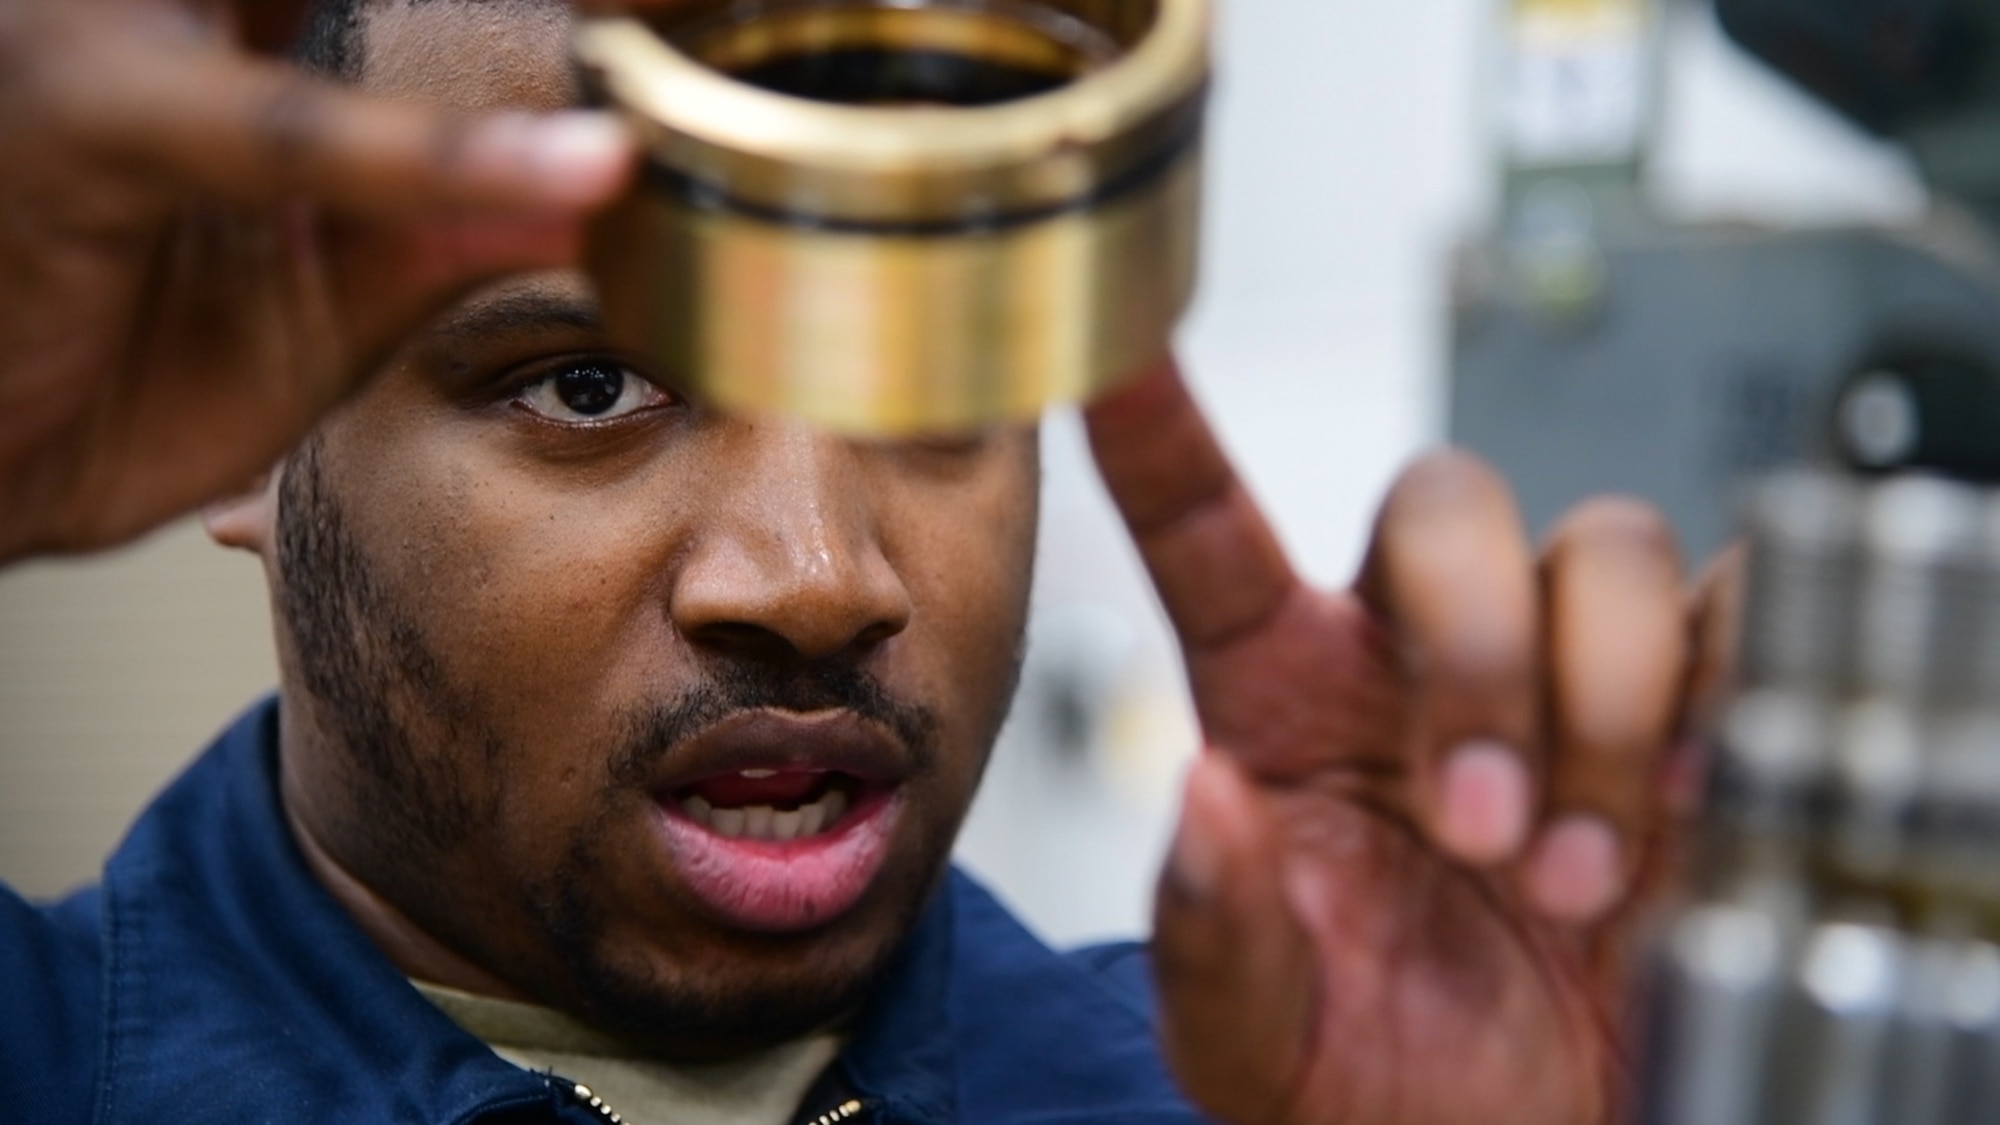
[
  {"x1": 654, "y1": 788, "x2": 902, "y2": 932},
  {"x1": 636, "y1": 708, "x2": 918, "y2": 933}
]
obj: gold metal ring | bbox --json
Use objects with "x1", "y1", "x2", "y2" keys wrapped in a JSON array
[{"x1": 576, "y1": 0, "x2": 1210, "y2": 435}]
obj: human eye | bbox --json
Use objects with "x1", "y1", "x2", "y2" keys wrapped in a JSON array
[{"x1": 512, "y1": 359, "x2": 676, "y2": 425}]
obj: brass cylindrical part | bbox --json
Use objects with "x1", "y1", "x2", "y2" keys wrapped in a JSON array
[{"x1": 576, "y1": 0, "x2": 1209, "y2": 435}]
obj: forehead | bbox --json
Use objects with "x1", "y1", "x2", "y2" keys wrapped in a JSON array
[
  {"x1": 352, "y1": 0, "x2": 589, "y2": 350},
  {"x1": 360, "y1": 0, "x2": 576, "y2": 110}
]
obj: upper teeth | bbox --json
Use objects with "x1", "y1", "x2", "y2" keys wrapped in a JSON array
[
  {"x1": 681, "y1": 787, "x2": 850, "y2": 841},
  {"x1": 739, "y1": 769, "x2": 776, "y2": 779}
]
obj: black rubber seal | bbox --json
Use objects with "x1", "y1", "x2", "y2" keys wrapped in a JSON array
[{"x1": 729, "y1": 48, "x2": 1076, "y2": 106}]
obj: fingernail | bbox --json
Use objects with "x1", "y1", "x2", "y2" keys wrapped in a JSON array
[
  {"x1": 468, "y1": 112, "x2": 633, "y2": 206},
  {"x1": 1166, "y1": 761, "x2": 1232, "y2": 902},
  {"x1": 1438, "y1": 740, "x2": 1531, "y2": 863},
  {"x1": 1166, "y1": 809, "x2": 1224, "y2": 903},
  {"x1": 527, "y1": 113, "x2": 632, "y2": 196},
  {"x1": 1526, "y1": 815, "x2": 1624, "y2": 923}
]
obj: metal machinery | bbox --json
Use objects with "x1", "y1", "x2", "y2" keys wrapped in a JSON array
[
  {"x1": 1644, "y1": 472, "x2": 2000, "y2": 1123},
  {"x1": 1452, "y1": 0, "x2": 2000, "y2": 560}
]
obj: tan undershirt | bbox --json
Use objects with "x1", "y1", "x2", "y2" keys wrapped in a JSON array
[{"x1": 414, "y1": 980, "x2": 843, "y2": 1125}]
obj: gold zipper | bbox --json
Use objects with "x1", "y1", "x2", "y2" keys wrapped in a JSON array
[
  {"x1": 808, "y1": 1099, "x2": 866, "y2": 1125},
  {"x1": 564, "y1": 1079, "x2": 864, "y2": 1125},
  {"x1": 568, "y1": 1081, "x2": 626, "y2": 1124}
]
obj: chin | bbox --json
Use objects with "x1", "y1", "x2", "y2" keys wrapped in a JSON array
[
  {"x1": 578, "y1": 953, "x2": 879, "y2": 1051},
  {"x1": 528, "y1": 823, "x2": 954, "y2": 1053}
]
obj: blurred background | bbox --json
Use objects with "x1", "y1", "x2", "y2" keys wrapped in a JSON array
[{"x1": 0, "y1": 0, "x2": 1937, "y2": 945}]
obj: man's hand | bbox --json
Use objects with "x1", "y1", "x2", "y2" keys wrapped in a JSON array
[
  {"x1": 1087, "y1": 360, "x2": 1737, "y2": 1125},
  {"x1": 0, "y1": 0, "x2": 634, "y2": 561}
]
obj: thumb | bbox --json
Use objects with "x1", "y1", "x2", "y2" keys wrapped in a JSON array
[
  {"x1": 87, "y1": 47, "x2": 633, "y2": 217},
  {"x1": 1154, "y1": 753, "x2": 1319, "y2": 1125}
]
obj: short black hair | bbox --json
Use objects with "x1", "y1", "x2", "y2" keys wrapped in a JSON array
[{"x1": 296, "y1": 0, "x2": 366, "y2": 80}]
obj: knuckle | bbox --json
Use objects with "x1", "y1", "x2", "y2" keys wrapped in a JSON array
[
  {"x1": 1380, "y1": 450, "x2": 1526, "y2": 544},
  {"x1": 1395, "y1": 448, "x2": 1509, "y2": 506},
  {"x1": 1561, "y1": 704, "x2": 1680, "y2": 775},
  {"x1": 1409, "y1": 615, "x2": 1540, "y2": 715},
  {"x1": 1556, "y1": 495, "x2": 1680, "y2": 563}
]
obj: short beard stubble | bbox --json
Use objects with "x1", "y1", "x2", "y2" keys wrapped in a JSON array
[{"x1": 272, "y1": 439, "x2": 1018, "y2": 1046}]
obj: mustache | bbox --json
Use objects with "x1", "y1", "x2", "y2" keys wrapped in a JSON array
[{"x1": 607, "y1": 658, "x2": 940, "y2": 787}]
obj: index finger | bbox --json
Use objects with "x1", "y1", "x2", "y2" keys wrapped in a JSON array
[{"x1": 1084, "y1": 358, "x2": 1300, "y2": 653}]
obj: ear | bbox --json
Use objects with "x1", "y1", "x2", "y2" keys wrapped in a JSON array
[{"x1": 203, "y1": 466, "x2": 283, "y2": 556}]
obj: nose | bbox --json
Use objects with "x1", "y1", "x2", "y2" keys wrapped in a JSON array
[{"x1": 669, "y1": 422, "x2": 913, "y2": 663}]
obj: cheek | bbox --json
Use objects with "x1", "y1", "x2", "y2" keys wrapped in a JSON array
[
  {"x1": 889, "y1": 460, "x2": 1038, "y2": 739},
  {"x1": 345, "y1": 449, "x2": 687, "y2": 753}
]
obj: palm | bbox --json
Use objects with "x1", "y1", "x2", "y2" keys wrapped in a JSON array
[
  {"x1": 1276, "y1": 793, "x2": 1606, "y2": 1124},
  {"x1": 1192, "y1": 592, "x2": 1618, "y2": 1125},
  {"x1": 5, "y1": 202, "x2": 340, "y2": 552},
  {"x1": 1088, "y1": 363, "x2": 1696, "y2": 1125}
]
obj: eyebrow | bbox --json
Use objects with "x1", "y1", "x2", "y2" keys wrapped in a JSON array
[{"x1": 428, "y1": 288, "x2": 604, "y2": 344}]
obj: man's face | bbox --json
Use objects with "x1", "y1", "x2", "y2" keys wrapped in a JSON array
[{"x1": 265, "y1": 0, "x2": 1038, "y2": 1053}]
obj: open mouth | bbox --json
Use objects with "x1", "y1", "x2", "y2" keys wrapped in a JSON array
[
  {"x1": 674, "y1": 769, "x2": 864, "y2": 843},
  {"x1": 646, "y1": 710, "x2": 913, "y2": 932}
]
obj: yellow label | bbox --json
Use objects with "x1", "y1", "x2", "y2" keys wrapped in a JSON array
[
  {"x1": 1512, "y1": 0, "x2": 1644, "y2": 20},
  {"x1": 1511, "y1": 0, "x2": 1648, "y2": 45},
  {"x1": 1503, "y1": 0, "x2": 1654, "y2": 163}
]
